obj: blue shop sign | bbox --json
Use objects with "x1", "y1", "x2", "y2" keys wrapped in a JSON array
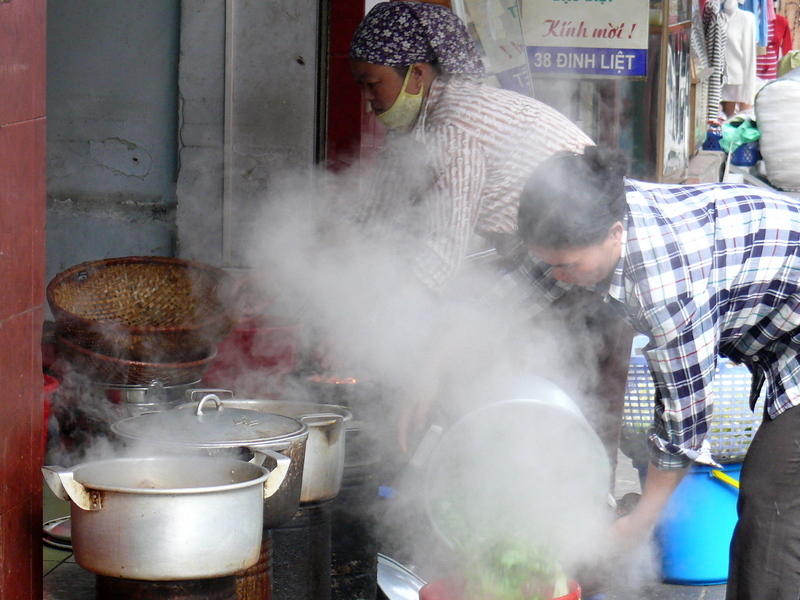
[{"x1": 527, "y1": 46, "x2": 647, "y2": 77}]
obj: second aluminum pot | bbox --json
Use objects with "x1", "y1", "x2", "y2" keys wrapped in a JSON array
[
  {"x1": 42, "y1": 455, "x2": 278, "y2": 580},
  {"x1": 183, "y1": 393, "x2": 351, "y2": 503},
  {"x1": 110, "y1": 394, "x2": 308, "y2": 527}
]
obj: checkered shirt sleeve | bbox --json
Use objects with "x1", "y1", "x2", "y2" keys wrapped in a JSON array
[{"x1": 609, "y1": 180, "x2": 800, "y2": 469}]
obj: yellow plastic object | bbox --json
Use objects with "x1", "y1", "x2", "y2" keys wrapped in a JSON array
[{"x1": 710, "y1": 469, "x2": 740, "y2": 490}]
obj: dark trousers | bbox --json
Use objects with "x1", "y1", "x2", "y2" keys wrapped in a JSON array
[{"x1": 727, "y1": 403, "x2": 800, "y2": 599}]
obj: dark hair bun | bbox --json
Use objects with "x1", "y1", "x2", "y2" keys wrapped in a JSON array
[
  {"x1": 582, "y1": 145, "x2": 629, "y2": 179},
  {"x1": 517, "y1": 146, "x2": 628, "y2": 248}
]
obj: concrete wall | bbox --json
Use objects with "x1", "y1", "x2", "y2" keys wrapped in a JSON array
[
  {"x1": 45, "y1": 0, "x2": 325, "y2": 286},
  {"x1": 45, "y1": 0, "x2": 181, "y2": 284},
  {"x1": 176, "y1": 0, "x2": 325, "y2": 269},
  {"x1": 173, "y1": 0, "x2": 226, "y2": 267}
]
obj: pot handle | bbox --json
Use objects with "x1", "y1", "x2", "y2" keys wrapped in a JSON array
[
  {"x1": 249, "y1": 448, "x2": 291, "y2": 500},
  {"x1": 195, "y1": 393, "x2": 224, "y2": 415},
  {"x1": 300, "y1": 413, "x2": 345, "y2": 445},
  {"x1": 41, "y1": 466, "x2": 101, "y2": 511}
]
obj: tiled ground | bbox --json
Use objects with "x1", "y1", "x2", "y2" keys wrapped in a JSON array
[{"x1": 42, "y1": 485, "x2": 72, "y2": 578}]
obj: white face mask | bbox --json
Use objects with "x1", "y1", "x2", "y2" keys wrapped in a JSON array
[{"x1": 377, "y1": 67, "x2": 424, "y2": 132}]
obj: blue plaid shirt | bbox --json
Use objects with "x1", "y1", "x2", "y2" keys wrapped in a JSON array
[{"x1": 511, "y1": 179, "x2": 800, "y2": 469}]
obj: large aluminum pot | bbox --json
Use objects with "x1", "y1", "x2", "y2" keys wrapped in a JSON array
[
  {"x1": 42, "y1": 455, "x2": 281, "y2": 580},
  {"x1": 183, "y1": 392, "x2": 351, "y2": 503},
  {"x1": 422, "y1": 376, "x2": 611, "y2": 565},
  {"x1": 110, "y1": 394, "x2": 308, "y2": 527}
]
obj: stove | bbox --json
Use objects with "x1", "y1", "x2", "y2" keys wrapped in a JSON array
[
  {"x1": 271, "y1": 502, "x2": 332, "y2": 600},
  {"x1": 235, "y1": 532, "x2": 273, "y2": 600},
  {"x1": 95, "y1": 575, "x2": 237, "y2": 600}
]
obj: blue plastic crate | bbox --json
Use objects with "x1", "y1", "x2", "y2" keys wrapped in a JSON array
[
  {"x1": 622, "y1": 336, "x2": 763, "y2": 464},
  {"x1": 702, "y1": 129, "x2": 723, "y2": 152},
  {"x1": 730, "y1": 141, "x2": 762, "y2": 167}
]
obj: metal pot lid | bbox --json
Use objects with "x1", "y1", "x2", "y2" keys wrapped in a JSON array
[
  {"x1": 43, "y1": 516, "x2": 72, "y2": 551},
  {"x1": 209, "y1": 398, "x2": 355, "y2": 426},
  {"x1": 377, "y1": 554, "x2": 426, "y2": 600},
  {"x1": 111, "y1": 393, "x2": 308, "y2": 448},
  {"x1": 422, "y1": 376, "x2": 611, "y2": 561},
  {"x1": 181, "y1": 389, "x2": 363, "y2": 431}
]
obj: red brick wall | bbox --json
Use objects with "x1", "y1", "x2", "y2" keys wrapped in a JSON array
[{"x1": 0, "y1": 0, "x2": 47, "y2": 597}]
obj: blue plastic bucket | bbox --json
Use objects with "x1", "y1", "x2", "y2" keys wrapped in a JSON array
[{"x1": 653, "y1": 463, "x2": 741, "y2": 585}]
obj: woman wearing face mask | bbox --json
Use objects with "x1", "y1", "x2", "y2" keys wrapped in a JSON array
[
  {"x1": 349, "y1": 1, "x2": 594, "y2": 291},
  {"x1": 348, "y1": 1, "x2": 635, "y2": 496}
]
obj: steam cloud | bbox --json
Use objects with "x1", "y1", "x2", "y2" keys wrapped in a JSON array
[
  {"x1": 46, "y1": 139, "x2": 651, "y2": 590},
  {"x1": 233, "y1": 146, "x2": 623, "y2": 582}
]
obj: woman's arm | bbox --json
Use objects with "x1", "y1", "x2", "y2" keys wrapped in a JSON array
[{"x1": 611, "y1": 463, "x2": 687, "y2": 551}]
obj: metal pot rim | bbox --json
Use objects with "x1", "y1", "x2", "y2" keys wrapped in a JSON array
[
  {"x1": 70, "y1": 455, "x2": 270, "y2": 495},
  {"x1": 111, "y1": 394, "x2": 308, "y2": 448},
  {"x1": 204, "y1": 397, "x2": 356, "y2": 427}
]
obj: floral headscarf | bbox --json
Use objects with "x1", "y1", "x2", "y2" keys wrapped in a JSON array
[{"x1": 349, "y1": 1, "x2": 485, "y2": 78}]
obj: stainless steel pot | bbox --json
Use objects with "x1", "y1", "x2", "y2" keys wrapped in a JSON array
[
  {"x1": 422, "y1": 376, "x2": 611, "y2": 562},
  {"x1": 102, "y1": 380, "x2": 199, "y2": 415},
  {"x1": 298, "y1": 413, "x2": 345, "y2": 502},
  {"x1": 181, "y1": 392, "x2": 350, "y2": 503},
  {"x1": 42, "y1": 455, "x2": 281, "y2": 580},
  {"x1": 110, "y1": 394, "x2": 308, "y2": 527}
]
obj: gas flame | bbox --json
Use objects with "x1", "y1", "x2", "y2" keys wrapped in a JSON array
[{"x1": 309, "y1": 375, "x2": 359, "y2": 385}]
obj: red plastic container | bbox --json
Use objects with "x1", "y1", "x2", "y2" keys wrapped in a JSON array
[
  {"x1": 419, "y1": 578, "x2": 581, "y2": 600},
  {"x1": 43, "y1": 374, "x2": 59, "y2": 453}
]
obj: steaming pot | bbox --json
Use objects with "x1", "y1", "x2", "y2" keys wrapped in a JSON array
[
  {"x1": 110, "y1": 394, "x2": 308, "y2": 527},
  {"x1": 180, "y1": 391, "x2": 351, "y2": 503},
  {"x1": 421, "y1": 376, "x2": 611, "y2": 561},
  {"x1": 42, "y1": 455, "x2": 279, "y2": 580}
]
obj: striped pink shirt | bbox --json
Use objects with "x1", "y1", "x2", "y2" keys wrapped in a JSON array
[{"x1": 397, "y1": 76, "x2": 592, "y2": 290}]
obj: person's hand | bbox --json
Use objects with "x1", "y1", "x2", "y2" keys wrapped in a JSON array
[
  {"x1": 610, "y1": 463, "x2": 687, "y2": 554},
  {"x1": 397, "y1": 365, "x2": 441, "y2": 453},
  {"x1": 610, "y1": 512, "x2": 654, "y2": 553}
]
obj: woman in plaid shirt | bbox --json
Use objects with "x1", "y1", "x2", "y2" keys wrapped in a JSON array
[{"x1": 517, "y1": 145, "x2": 800, "y2": 599}]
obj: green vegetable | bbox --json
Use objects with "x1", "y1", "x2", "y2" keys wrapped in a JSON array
[
  {"x1": 463, "y1": 538, "x2": 566, "y2": 600},
  {"x1": 430, "y1": 495, "x2": 568, "y2": 599}
]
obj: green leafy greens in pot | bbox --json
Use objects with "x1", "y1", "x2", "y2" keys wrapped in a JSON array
[
  {"x1": 464, "y1": 539, "x2": 568, "y2": 600},
  {"x1": 431, "y1": 498, "x2": 569, "y2": 599}
]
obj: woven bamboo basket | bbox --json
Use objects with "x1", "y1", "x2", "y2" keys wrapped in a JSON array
[
  {"x1": 57, "y1": 335, "x2": 217, "y2": 387},
  {"x1": 47, "y1": 256, "x2": 235, "y2": 363}
]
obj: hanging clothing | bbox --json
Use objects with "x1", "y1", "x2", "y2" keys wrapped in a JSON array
[
  {"x1": 692, "y1": 0, "x2": 711, "y2": 71},
  {"x1": 721, "y1": 7, "x2": 758, "y2": 105},
  {"x1": 757, "y1": 15, "x2": 794, "y2": 81},
  {"x1": 740, "y1": 0, "x2": 770, "y2": 47},
  {"x1": 703, "y1": 0, "x2": 727, "y2": 121}
]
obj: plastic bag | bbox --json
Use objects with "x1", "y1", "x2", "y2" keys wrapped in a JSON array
[
  {"x1": 777, "y1": 50, "x2": 800, "y2": 78},
  {"x1": 720, "y1": 117, "x2": 760, "y2": 154}
]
